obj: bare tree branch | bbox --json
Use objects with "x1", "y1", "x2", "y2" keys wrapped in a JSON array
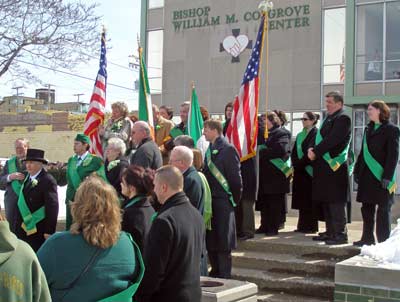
[{"x1": 0, "y1": 0, "x2": 101, "y2": 82}]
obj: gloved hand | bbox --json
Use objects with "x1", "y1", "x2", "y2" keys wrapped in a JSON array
[{"x1": 381, "y1": 178, "x2": 390, "y2": 190}]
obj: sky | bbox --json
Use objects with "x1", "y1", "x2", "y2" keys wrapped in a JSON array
[{"x1": 0, "y1": 0, "x2": 141, "y2": 111}]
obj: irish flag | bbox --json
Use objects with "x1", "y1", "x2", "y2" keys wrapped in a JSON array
[
  {"x1": 188, "y1": 84, "x2": 204, "y2": 144},
  {"x1": 138, "y1": 45, "x2": 154, "y2": 135}
]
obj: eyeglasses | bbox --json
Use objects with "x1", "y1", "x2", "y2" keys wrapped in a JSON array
[{"x1": 301, "y1": 118, "x2": 310, "y2": 121}]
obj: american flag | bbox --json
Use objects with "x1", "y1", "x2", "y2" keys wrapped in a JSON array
[
  {"x1": 226, "y1": 16, "x2": 265, "y2": 161},
  {"x1": 340, "y1": 46, "x2": 345, "y2": 82},
  {"x1": 84, "y1": 31, "x2": 107, "y2": 157}
]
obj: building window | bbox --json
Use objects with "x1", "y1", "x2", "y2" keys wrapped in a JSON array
[
  {"x1": 148, "y1": 0, "x2": 164, "y2": 9},
  {"x1": 147, "y1": 29, "x2": 163, "y2": 94},
  {"x1": 323, "y1": 8, "x2": 346, "y2": 84},
  {"x1": 356, "y1": 0, "x2": 400, "y2": 82}
]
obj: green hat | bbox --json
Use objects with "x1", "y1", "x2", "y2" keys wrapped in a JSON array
[{"x1": 75, "y1": 133, "x2": 91, "y2": 145}]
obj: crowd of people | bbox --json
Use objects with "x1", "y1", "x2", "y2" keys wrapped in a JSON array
[{"x1": 0, "y1": 91, "x2": 399, "y2": 302}]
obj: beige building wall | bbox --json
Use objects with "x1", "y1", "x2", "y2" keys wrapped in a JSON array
[
  {"x1": 0, "y1": 131, "x2": 78, "y2": 162},
  {"x1": 157, "y1": 0, "x2": 322, "y2": 113}
]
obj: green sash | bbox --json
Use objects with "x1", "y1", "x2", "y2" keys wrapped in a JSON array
[
  {"x1": 205, "y1": 147, "x2": 236, "y2": 207},
  {"x1": 17, "y1": 176, "x2": 45, "y2": 235},
  {"x1": 295, "y1": 129, "x2": 313, "y2": 177},
  {"x1": 8, "y1": 156, "x2": 23, "y2": 196},
  {"x1": 124, "y1": 195, "x2": 146, "y2": 209},
  {"x1": 198, "y1": 171, "x2": 212, "y2": 230},
  {"x1": 98, "y1": 234, "x2": 145, "y2": 302},
  {"x1": 169, "y1": 127, "x2": 186, "y2": 139},
  {"x1": 315, "y1": 119, "x2": 350, "y2": 172},
  {"x1": 362, "y1": 133, "x2": 397, "y2": 194},
  {"x1": 269, "y1": 158, "x2": 293, "y2": 178},
  {"x1": 67, "y1": 156, "x2": 81, "y2": 192}
]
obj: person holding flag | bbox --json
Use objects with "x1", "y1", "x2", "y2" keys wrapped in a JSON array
[{"x1": 163, "y1": 102, "x2": 190, "y2": 151}]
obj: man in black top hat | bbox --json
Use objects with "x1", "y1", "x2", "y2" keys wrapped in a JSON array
[{"x1": 14, "y1": 149, "x2": 59, "y2": 252}]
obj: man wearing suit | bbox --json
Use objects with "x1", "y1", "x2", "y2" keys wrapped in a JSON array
[
  {"x1": 203, "y1": 120, "x2": 242, "y2": 278},
  {"x1": 65, "y1": 134, "x2": 106, "y2": 229},
  {"x1": 0, "y1": 138, "x2": 29, "y2": 233},
  {"x1": 308, "y1": 91, "x2": 352, "y2": 245},
  {"x1": 14, "y1": 149, "x2": 59, "y2": 252},
  {"x1": 130, "y1": 121, "x2": 162, "y2": 170}
]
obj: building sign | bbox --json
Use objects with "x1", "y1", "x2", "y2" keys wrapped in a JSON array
[{"x1": 172, "y1": 4, "x2": 311, "y2": 32}]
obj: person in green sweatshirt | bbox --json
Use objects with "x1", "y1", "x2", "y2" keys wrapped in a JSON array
[{"x1": 0, "y1": 213, "x2": 51, "y2": 302}]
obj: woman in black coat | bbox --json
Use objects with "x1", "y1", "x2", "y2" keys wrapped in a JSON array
[
  {"x1": 257, "y1": 112, "x2": 291, "y2": 236},
  {"x1": 105, "y1": 137, "x2": 129, "y2": 197},
  {"x1": 121, "y1": 165, "x2": 155, "y2": 252},
  {"x1": 353, "y1": 100, "x2": 399, "y2": 246},
  {"x1": 291, "y1": 112, "x2": 320, "y2": 233}
]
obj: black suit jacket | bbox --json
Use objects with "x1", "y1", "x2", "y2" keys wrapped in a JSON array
[
  {"x1": 130, "y1": 137, "x2": 162, "y2": 170},
  {"x1": 183, "y1": 166, "x2": 205, "y2": 214},
  {"x1": 15, "y1": 169, "x2": 59, "y2": 251},
  {"x1": 137, "y1": 192, "x2": 204, "y2": 302},
  {"x1": 105, "y1": 156, "x2": 129, "y2": 197}
]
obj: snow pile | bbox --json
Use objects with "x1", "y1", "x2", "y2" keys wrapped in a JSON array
[{"x1": 361, "y1": 219, "x2": 400, "y2": 269}]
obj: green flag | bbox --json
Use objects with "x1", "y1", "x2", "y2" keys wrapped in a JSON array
[
  {"x1": 188, "y1": 85, "x2": 204, "y2": 144},
  {"x1": 138, "y1": 46, "x2": 154, "y2": 133}
]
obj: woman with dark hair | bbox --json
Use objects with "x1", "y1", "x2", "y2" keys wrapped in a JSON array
[
  {"x1": 223, "y1": 102, "x2": 233, "y2": 136},
  {"x1": 121, "y1": 165, "x2": 155, "y2": 251},
  {"x1": 159, "y1": 105, "x2": 174, "y2": 121},
  {"x1": 257, "y1": 112, "x2": 291, "y2": 235},
  {"x1": 291, "y1": 112, "x2": 320, "y2": 233},
  {"x1": 353, "y1": 100, "x2": 399, "y2": 246}
]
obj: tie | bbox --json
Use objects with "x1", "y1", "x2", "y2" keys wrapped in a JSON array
[{"x1": 76, "y1": 156, "x2": 83, "y2": 167}]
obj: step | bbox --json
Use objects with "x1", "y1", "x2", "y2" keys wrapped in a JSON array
[
  {"x1": 232, "y1": 250, "x2": 335, "y2": 278},
  {"x1": 257, "y1": 290, "x2": 332, "y2": 302},
  {"x1": 231, "y1": 267, "x2": 334, "y2": 299},
  {"x1": 237, "y1": 233, "x2": 360, "y2": 260}
]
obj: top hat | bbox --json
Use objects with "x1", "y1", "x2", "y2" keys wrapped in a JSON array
[{"x1": 23, "y1": 149, "x2": 48, "y2": 164}]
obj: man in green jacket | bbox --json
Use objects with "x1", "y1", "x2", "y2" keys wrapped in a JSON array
[
  {"x1": 65, "y1": 134, "x2": 106, "y2": 229},
  {"x1": 0, "y1": 213, "x2": 51, "y2": 302}
]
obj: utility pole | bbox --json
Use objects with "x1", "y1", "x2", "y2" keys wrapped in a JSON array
[
  {"x1": 44, "y1": 83, "x2": 53, "y2": 110},
  {"x1": 12, "y1": 86, "x2": 24, "y2": 113},
  {"x1": 73, "y1": 93, "x2": 84, "y2": 113}
]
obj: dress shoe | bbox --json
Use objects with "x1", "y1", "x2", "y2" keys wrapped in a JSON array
[
  {"x1": 353, "y1": 240, "x2": 375, "y2": 247},
  {"x1": 265, "y1": 231, "x2": 278, "y2": 236},
  {"x1": 238, "y1": 234, "x2": 254, "y2": 241},
  {"x1": 325, "y1": 237, "x2": 348, "y2": 245},
  {"x1": 255, "y1": 228, "x2": 266, "y2": 234},
  {"x1": 312, "y1": 234, "x2": 329, "y2": 241},
  {"x1": 278, "y1": 223, "x2": 285, "y2": 230},
  {"x1": 318, "y1": 231, "x2": 327, "y2": 236}
]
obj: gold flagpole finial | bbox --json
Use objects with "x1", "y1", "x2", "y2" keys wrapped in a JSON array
[{"x1": 258, "y1": 0, "x2": 273, "y2": 14}]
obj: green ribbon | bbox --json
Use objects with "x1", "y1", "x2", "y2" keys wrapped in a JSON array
[
  {"x1": 198, "y1": 171, "x2": 212, "y2": 230},
  {"x1": 362, "y1": 133, "x2": 397, "y2": 194},
  {"x1": 315, "y1": 119, "x2": 350, "y2": 172},
  {"x1": 98, "y1": 233, "x2": 145, "y2": 302},
  {"x1": 124, "y1": 195, "x2": 146, "y2": 209},
  {"x1": 269, "y1": 158, "x2": 293, "y2": 178},
  {"x1": 205, "y1": 147, "x2": 236, "y2": 207},
  {"x1": 295, "y1": 128, "x2": 313, "y2": 177},
  {"x1": 17, "y1": 175, "x2": 45, "y2": 235},
  {"x1": 7, "y1": 156, "x2": 23, "y2": 196}
]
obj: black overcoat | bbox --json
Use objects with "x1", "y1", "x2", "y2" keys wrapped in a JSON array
[
  {"x1": 130, "y1": 137, "x2": 162, "y2": 170},
  {"x1": 137, "y1": 192, "x2": 204, "y2": 302},
  {"x1": 121, "y1": 196, "x2": 155, "y2": 252},
  {"x1": 312, "y1": 109, "x2": 351, "y2": 203},
  {"x1": 105, "y1": 156, "x2": 129, "y2": 197},
  {"x1": 15, "y1": 169, "x2": 59, "y2": 252},
  {"x1": 291, "y1": 127, "x2": 317, "y2": 210},
  {"x1": 354, "y1": 121, "x2": 399, "y2": 205},
  {"x1": 183, "y1": 166, "x2": 205, "y2": 214},
  {"x1": 258, "y1": 126, "x2": 291, "y2": 196},
  {"x1": 240, "y1": 157, "x2": 257, "y2": 201},
  {"x1": 203, "y1": 136, "x2": 242, "y2": 252}
]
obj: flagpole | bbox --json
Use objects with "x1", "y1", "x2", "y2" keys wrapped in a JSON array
[{"x1": 258, "y1": 0, "x2": 273, "y2": 139}]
